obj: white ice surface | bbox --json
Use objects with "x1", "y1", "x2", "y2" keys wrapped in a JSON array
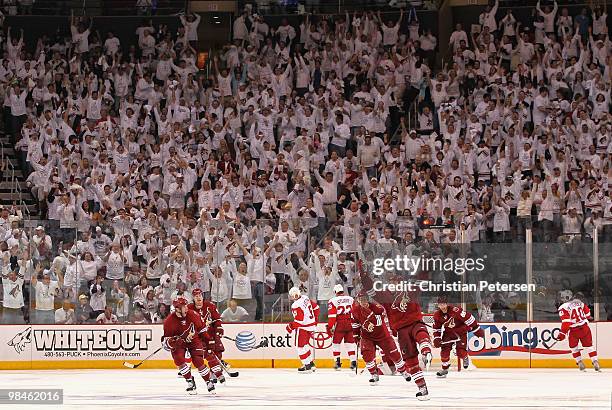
[{"x1": 0, "y1": 367, "x2": 609, "y2": 410}]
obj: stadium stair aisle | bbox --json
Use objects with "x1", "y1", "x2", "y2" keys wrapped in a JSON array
[{"x1": 0, "y1": 133, "x2": 37, "y2": 217}]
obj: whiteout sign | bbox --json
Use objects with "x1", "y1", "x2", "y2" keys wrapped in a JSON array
[
  {"x1": 2, "y1": 325, "x2": 156, "y2": 362},
  {"x1": 33, "y1": 329, "x2": 152, "y2": 351}
]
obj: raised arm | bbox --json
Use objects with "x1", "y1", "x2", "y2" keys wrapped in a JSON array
[{"x1": 491, "y1": 0, "x2": 499, "y2": 16}]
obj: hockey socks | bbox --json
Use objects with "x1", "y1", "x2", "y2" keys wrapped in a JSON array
[{"x1": 178, "y1": 363, "x2": 192, "y2": 380}]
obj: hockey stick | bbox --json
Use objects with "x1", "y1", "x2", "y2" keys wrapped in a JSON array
[
  {"x1": 123, "y1": 347, "x2": 163, "y2": 369},
  {"x1": 542, "y1": 338, "x2": 560, "y2": 350},
  {"x1": 210, "y1": 352, "x2": 239, "y2": 378},
  {"x1": 222, "y1": 335, "x2": 269, "y2": 349},
  {"x1": 354, "y1": 342, "x2": 360, "y2": 376},
  {"x1": 127, "y1": 326, "x2": 195, "y2": 370}
]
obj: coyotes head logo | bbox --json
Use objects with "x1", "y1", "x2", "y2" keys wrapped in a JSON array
[
  {"x1": 361, "y1": 306, "x2": 376, "y2": 332},
  {"x1": 392, "y1": 292, "x2": 411, "y2": 312},
  {"x1": 8, "y1": 327, "x2": 31, "y2": 354},
  {"x1": 203, "y1": 310, "x2": 212, "y2": 329}
]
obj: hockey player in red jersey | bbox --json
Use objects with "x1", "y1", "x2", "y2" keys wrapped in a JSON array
[
  {"x1": 327, "y1": 284, "x2": 357, "y2": 371},
  {"x1": 432, "y1": 295, "x2": 484, "y2": 378},
  {"x1": 557, "y1": 291, "x2": 601, "y2": 372},
  {"x1": 162, "y1": 297, "x2": 215, "y2": 394},
  {"x1": 188, "y1": 288, "x2": 227, "y2": 383},
  {"x1": 188, "y1": 288, "x2": 225, "y2": 362},
  {"x1": 286, "y1": 287, "x2": 320, "y2": 372},
  {"x1": 358, "y1": 263, "x2": 433, "y2": 381},
  {"x1": 351, "y1": 291, "x2": 429, "y2": 400}
]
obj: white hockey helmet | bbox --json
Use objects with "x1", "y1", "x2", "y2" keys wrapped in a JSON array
[
  {"x1": 289, "y1": 287, "x2": 301, "y2": 299},
  {"x1": 559, "y1": 289, "x2": 573, "y2": 303},
  {"x1": 333, "y1": 284, "x2": 344, "y2": 294}
]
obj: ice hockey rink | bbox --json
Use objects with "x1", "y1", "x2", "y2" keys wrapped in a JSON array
[{"x1": 0, "y1": 368, "x2": 609, "y2": 409}]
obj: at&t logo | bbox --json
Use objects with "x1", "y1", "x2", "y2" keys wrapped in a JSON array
[{"x1": 235, "y1": 331, "x2": 257, "y2": 352}]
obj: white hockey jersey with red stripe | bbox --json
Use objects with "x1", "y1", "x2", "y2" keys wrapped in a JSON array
[
  {"x1": 289, "y1": 295, "x2": 319, "y2": 332},
  {"x1": 558, "y1": 299, "x2": 591, "y2": 333},
  {"x1": 328, "y1": 295, "x2": 354, "y2": 332}
]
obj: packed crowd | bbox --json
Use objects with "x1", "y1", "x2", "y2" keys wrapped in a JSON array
[
  {"x1": 0, "y1": 0, "x2": 185, "y2": 16},
  {"x1": 0, "y1": 0, "x2": 609, "y2": 325}
]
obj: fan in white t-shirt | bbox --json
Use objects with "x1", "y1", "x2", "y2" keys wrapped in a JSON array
[
  {"x1": 220, "y1": 299, "x2": 250, "y2": 322},
  {"x1": 379, "y1": 9, "x2": 403, "y2": 46}
]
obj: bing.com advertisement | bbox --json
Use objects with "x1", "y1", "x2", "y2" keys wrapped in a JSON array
[{"x1": 467, "y1": 324, "x2": 570, "y2": 356}]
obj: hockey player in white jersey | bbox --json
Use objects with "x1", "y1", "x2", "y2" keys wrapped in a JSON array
[
  {"x1": 557, "y1": 291, "x2": 601, "y2": 372},
  {"x1": 286, "y1": 287, "x2": 320, "y2": 372},
  {"x1": 327, "y1": 285, "x2": 357, "y2": 370}
]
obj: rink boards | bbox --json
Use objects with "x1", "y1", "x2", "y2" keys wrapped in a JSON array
[{"x1": 0, "y1": 322, "x2": 611, "y2": 370}]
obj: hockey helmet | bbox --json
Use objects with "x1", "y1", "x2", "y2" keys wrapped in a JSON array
[
  {"x1": 559, "y1": 289, "x2": 573, "y2": 303},
  {"x1": 333, "y1": 284, "x2": 344, "y2": 294},
  {"x1": 173, "y1": 297, "x2": 189, "y2": 309},
  {"x1": 289, "y1": 287, "x2": 301, "y2": 299},
  {"x1": 356, "y1": 289, "x2": 369, "y2": 301}
]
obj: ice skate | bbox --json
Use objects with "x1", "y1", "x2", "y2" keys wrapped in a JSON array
[
  {"x1": 207, "y1": 381, "x2": 216, "y2": 394},
  {"x1": 401, "y1": 371, "x2": 412, "y2": 382},
  {"x1": 436, "y1": 369, "x2": 448, "y2": 378},
  {"x1": 186, "y1": 377, "x2": 197, "y2": 395},
  {"x1": 463, "y1": 356, "x2": 470, "y2": 370},
  {"x1": 593, "y1": 360, "x2": 601, "y2": 372},
  {"x1": 217, "y1": 375, "x2": 226, "y2": 384},
  {"x1": 416, "y1": 386, "x2": 430, "y2": 401},
  {"x1": 298, "y1": 362, "x2": 316, "y2": 373},
  {"x1": 369, "y1": 373, "x2": 379, "y2": 386},
  {"x1": 334, "y1": 357, "x2": 341, "y2": 371},
  {"x1": 578, "y1": 360, "x2": 586, "y2": 371}
]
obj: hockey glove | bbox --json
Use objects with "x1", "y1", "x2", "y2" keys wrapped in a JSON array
[
  {"x1": 216, "y1": 326, "x2": 224, "y2": 337},
  {"x1": 556, "y1": 332, "x2": 566, "y2": 341},
  {"x1": 162, "y1": 336, "x2": 181, "y2": 352},
  {"x1": 286, "y1": 323, "x2": 296, "y2": 333}
]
